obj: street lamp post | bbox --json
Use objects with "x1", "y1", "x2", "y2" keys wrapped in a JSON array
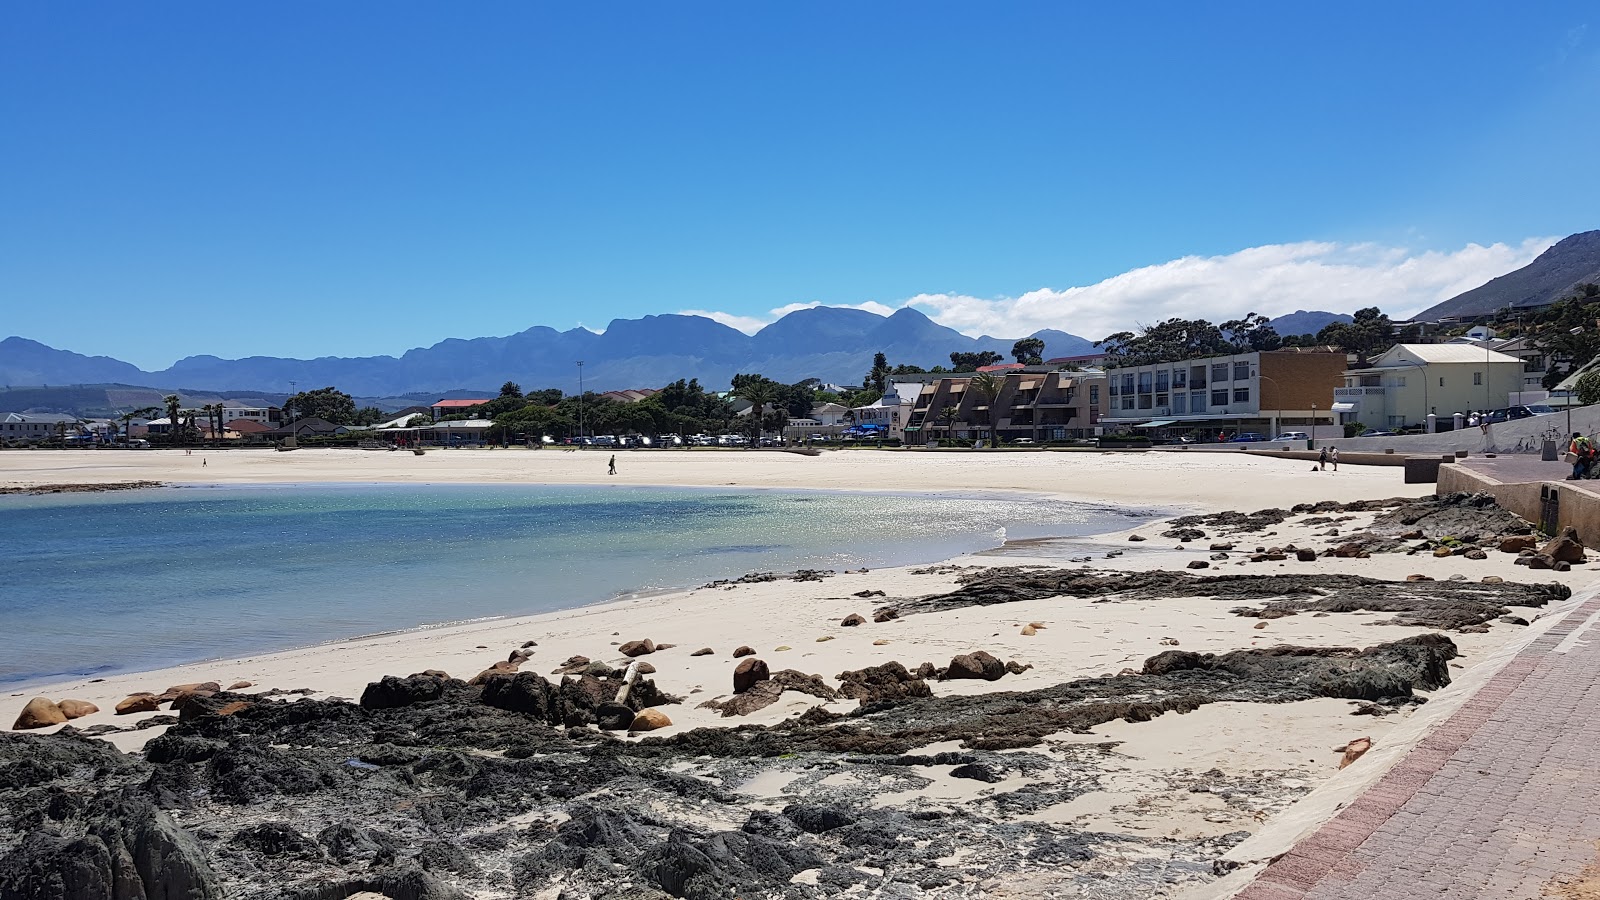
[
  {"x1": 1254, "y1": 372, "x2": 1282, "y2": 438},
  {"x1": 576, "y1": 361, "x2": 586, "y2": 441}
]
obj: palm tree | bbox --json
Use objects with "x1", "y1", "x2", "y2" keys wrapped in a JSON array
[
  {"x1": 733, "y1": 380, "x2": 780, "y2": 446},
  {"x1": 162, "y1": 395, "x2": 182, "y2": 445},
  {"x1": 123, "y1": 406, "x2": 159, "y2": 445},
  {"x1": 969, "y1": 372, "x2": 1003, "y2": 447}
]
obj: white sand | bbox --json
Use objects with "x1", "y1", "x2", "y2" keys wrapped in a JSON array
[{"x1": 1, "y1": 447, "x2": 1588, "y2": 893}]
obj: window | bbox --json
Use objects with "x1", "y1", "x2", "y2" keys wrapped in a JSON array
[
  {"x1": 1089, "y1": 385, "x2": 1099, "y2": 405},
  {"x1": 1191, "y1": 391, "x2": 1208, "y2": 412},
  {"x1": 1393, "y1": 376, "x2": 1407, "y2": 387},
  {"x1": 1473, "y1": 371, "x2": 1483, "y2": 386},
  {"x1": 1173, "y1": 370, "x2": 1187, "y2": 388},
  {"x1": 1173, "y1": 394, "x2": 1188, "y2": 414},
  {"x1": 1233, "y1": 361, "x2": 1251, "y2": 381},
  {"x1": 1156, "y1": 370, "x2": 1169, "y2": 392},
  {"x1": 1108, "y1": 383, "x2": 1118, "y2": 396},
  {"x1": 1211, "y1": 389, "x2": 1229, "y2": 406},
  {"x1": 1138, "y1": 394, "x2": 1153, "y2": 409},
  {"x1": 1233, "y1": 387, "x2": 1250, "y2": 403},
  {"x1": 1137, "y1": 372, "x2": 1153, "y2": 393},
  {"x1": 1211, "y1": 363, "x2": 1228, "y2": 383},
  {"x1": 1121, "y1": 374, "x2": 1135, "y2": 394},
  {"x1": 1155, "y1": 392, "x2": 1169, "y2": 407},
  {"x1": 1122, "y1": 397, "x2": 1135, "y2": 410},
  {"x1": 1191, "y1": 365, "x2": 1207, "y2": 388}
]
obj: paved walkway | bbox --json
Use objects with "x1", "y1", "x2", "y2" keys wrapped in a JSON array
[{"x1": 1237, "y1": 591, "x2": 1600, "y2": 900}]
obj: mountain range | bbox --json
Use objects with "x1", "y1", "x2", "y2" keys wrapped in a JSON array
[
  {"x1": 0, "y1": 307, "x2": 1099, "y2": 397},
  {"x1": 1411, "y1": 230, "x2": 1600, "y2": 321}
]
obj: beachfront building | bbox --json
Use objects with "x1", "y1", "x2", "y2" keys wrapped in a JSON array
[
  {"x1": 849, "y1": 383, "x2": 919, "y2": 441},
  {"x1": 219, "y1": 404, "x2": 282, "y2": 426},
  {"x1": 1099, "y1": 349, "x2": 1346, "y2": 438},
  {"x1": 903, "y1": 368, "x2": 1104, "y2": 442},
  {"x1": 430, "y1": 398, "x2": 492, "y2": 420},
  {"x1": 0, "y1": 412, "x2": 84, "y2": 443},
  {"x1": 1332, "y1": 344, "x2": 1524, "y2": 431}
]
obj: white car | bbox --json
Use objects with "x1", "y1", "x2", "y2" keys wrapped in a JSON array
[{"x1": 1272, "y1": 432, "x2": 1310, "y2": 441}]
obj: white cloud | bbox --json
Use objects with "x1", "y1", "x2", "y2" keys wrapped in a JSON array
[
  {"x1": 684, "y1": 237, "x2": 1555, "y2": 340},
  {"x1": 905, "y1": 237, "x2": 1557, "y2": 340}
]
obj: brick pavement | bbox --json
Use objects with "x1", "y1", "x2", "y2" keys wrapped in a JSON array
[{"x1": 1236, "y1": 590, "x2": 1600, "y2": 900}]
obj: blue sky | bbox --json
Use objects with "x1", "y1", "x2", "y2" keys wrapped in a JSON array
[{"x1": 2, "y1": 3, "x2": 1598, "y2": 369}]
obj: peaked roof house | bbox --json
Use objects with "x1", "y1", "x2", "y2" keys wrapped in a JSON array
[
  {"x1": 262, "y1": 417, "x2": 355, "y2": 438},
  {"x1": 430, "y1": 399, "x2": 491, "y2": 420}
]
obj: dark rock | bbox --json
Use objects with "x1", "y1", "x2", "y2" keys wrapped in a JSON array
[
  {"x1": 619, "y1": 639, "x2": 656, "y2": 657},
  {"x1": 1187, "y1": 560, "x2": 1210, "y2": 570},
  {"x1": 1296, "y1": 548, "x2": 1318, "y2": 561},
  {"x1": 231, "y1": 822, "x2": 324, "y2": 859},
  {"x1": 733, "y1": 658, "x2": 770, "y2": 694},
  {"x1": 841, "y1": 613, "x2": 866, "y2": 627},
  {"x1": 783, "y1": 803, "x2": 856, "y2": 833},
  {"x1": 949, "y1": 763, "x2": 1004, "y2": 783},
  {"x1": 1128, "y1": 534, "x2": 1147, "y2": 542},
  {"x1": 550, "y1": 655, "x2": 591, "y2": 675},
  {"x1": 1500, "y1": 535, "x2": 1539, "y2": 553},
  {"x1": 836, "y1": 662, "x2": 932, "y2": 704},
  {"x1": 872, "y1": 609, "x2": 899, "y2": 623},
  {"x1": 360, "y1": 673, "x2": 458, "y2": 709},
  {"x1": 731, "y1": 646, "x2": 755, "y2": 658},
  {"x1": 690, "y1": 647, "x2": 714, "y2": 657},
  {"x1": 594, "y1": 702, "x2": 635, "y2": 731},
  {"x1": 944, "y1": 651, "x2": 1006, "y2": 681},
  {"x1": 1541, "y1": 527, "x2": 1587, "y2": 563}
]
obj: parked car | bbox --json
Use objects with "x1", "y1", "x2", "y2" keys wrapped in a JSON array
[
  {"x1": 1270, "y1": 432, "x2": 1309, "y2": 442},
  {"x1": 1229, "y1": 432, "x2": 1267, "y2": 443},
  {"x1": 1011, "y1": 437, "x2": 1036, "y2": 445},
  {"x1": 1357, "y1": 429, "x2": 1397, "y2": 437}
]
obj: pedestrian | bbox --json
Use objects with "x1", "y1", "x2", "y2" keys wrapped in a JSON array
[
  {"x1": 1317, "y1": 446, "x2": 1328, "y2": 471},
  {"x1": 1329, "y1": 447, "x2": 1339, "y2": 472},
  {"x1": 1568, "y1": 432, "x2": 1592, "y2": 481},
  {"x1": 202, "y1": 457, "x2": 207, "y2": 467},
  {"x1": 608, "y1": 454, "x2": 617, "y2": 475}
]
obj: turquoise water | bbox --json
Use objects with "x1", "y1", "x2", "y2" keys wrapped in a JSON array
[{"x1": 0, "y1": 483, "x2": 1147, "y2": 685}]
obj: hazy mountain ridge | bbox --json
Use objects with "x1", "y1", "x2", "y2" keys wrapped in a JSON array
[
  {"x1": 0, "y1": 307, "x2": 1097, "y2": 397},
  {"x1": 1411, "y1": 231, "x2": 1600, "y2": 321}
]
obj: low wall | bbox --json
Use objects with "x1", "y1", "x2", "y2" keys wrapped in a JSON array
[
  {"x1": 1439, "y1": 464, "x2": 1600, "y2": 545},
  {"x1": 1243, "y1": 448, "x2": 1412, "y2": 467}
]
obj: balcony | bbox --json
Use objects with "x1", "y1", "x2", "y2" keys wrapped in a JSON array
[{"x1": 1334, "y1": 387, "x2": 1385, "y2": 397}]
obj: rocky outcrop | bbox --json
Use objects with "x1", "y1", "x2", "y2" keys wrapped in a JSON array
[
  {"x1": 835, "y1": 662, "x2": 932, "y2": 705},
  {"x1": 359, "y1": 673, "x2": 460, "y2": 709},
  {"x1": 618, "y1": 639, "x2": 656, "y2": 657},
  {"x1": 1541, "y1": 527, "x2": 1587, "y2": 563},
  {"x1": 942, "y1": 651, "x2": 1007, "y2": 681}
]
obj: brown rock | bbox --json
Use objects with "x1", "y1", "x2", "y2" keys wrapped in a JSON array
[
  {"x1": 1463, "y1": 549, "x2": 1488, "y2": 560},
  {"x1": 411, "y1": 670, "x2": 450, "y2": 679},
  {"x1": 1253, "y1": 621, "x2": 1269, "y2": 629},
  {"x1": 944, "y1": 650, "x2": 1006, "y2": 681},
  {"x1": 1029, "y1": 621, "x2": 1046, "y2": 629},
  {"x1": 155, "y1": 681, "x2": 221, "y2": 703},
  {"x1": 774, "y1": 645, "x2": 792, "y2": 651},
  {"x1": 509, "y1": 648, "x2": 534, "y2": 663},
  {"x1": 1296, "y1": 548, "x2": 1318, "y2": 562},
  {"x1": 699, "y1": 680, "x2": 784, "y2": 717},
  {"x1": 1264, "y1": 552, "x2": 1286, "y2": 561},
  {"x1": 836, "y1": 661, "x2": 931, "y2": 704},
  {"x1": 1556, "y1": 560, "x2": 1573, "y2": 572},
  {"x1": 733, "y1": 658, "x2": 771, "y2": 693},
  {"x1": 13, "y1": 698, "x2": 65, "y2": 730},
  {"x1": 1432, "y1": 546, "x2": 1454, "y2": 558},
  {"x1": 630, "y1": 708, "x2": 672, "y2": 731},
  {"x1": 1540, "y1": 527, "x2": 1587, "y2": 563},
  {"x1": 1209, "y1": 543, "x2": 1235, "y2": 551},
  {"x1": 1187, "y1": 560, "x2": 1210, "y2": 570},
  {"x1": 227, "y1": 681, "x2": 253, "y2": 690},
  {"x1": 841, "y1": 613, "x2": 866, "y2": 627},
  {"x1": 1405, "y1": 574, "x2": 1434, "y2": 582},
  {"x1": 551, "y1": 655, "x2": 591, "y2": 675},
  {"x1": 1020, "y1": 624, "x2": 1037, "y2": 636},
  {"x1": 1482, "y1": 575, "x2": 1505, "y2": 584},
  {"x1": 633, "y1": 661, "x2": 657, "y2": 675},
  {"x1": 1333, "y1": 543, "x2": 1365, "y2": 558},
  {"x1": 470, "y1": 659, "x2": 521, "y2": 686},
  {"x1": 115, "y1": 694, "x2": 159, "y2": 715},
  {"x1": 873, "y1": 639, "x2": 890, "y2": 646},
  {"x1": 1339, "y1": 736, "x2": 1372, "y2": 769},
  {"x1": 1400, "y1": 530, "x2": 1424, "y2": 540},
  {"x1": 655, "y1": 643, "x2": 676, "y2": 651},
  {"x1": 873, "y1": 609, "x2": 899, "y2": 623},
  {"x1": 215, "y1": 701, "x2": 251, "y2": 717},
  {"x1": 618, "y1": 639, "x2": 656, "y2": 657},
  {"x1": 690, "y1": 647, "x2": 714, "y2": 657},
  {"x1": 56, "y1": 699, "x2": 98, "y2": 720},
  {"x1": 1499, "y1": 535, "x2": 1539, "y2": 553},
  {"x1": 815, "y1": 635, "x2": 834, "y2": 642},
  {"x1": 732, "y1": 646, "x2": 755, "y2": 658},
  {"x1": 1128, "y1": 534, "x2": 1147, "y2": 542}
]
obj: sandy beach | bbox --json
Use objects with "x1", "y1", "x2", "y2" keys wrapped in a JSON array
[{"x1": 2, "y1": 447, "x2": 1589, "y2": 898}]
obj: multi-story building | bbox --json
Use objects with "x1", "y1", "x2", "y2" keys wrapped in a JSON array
[
  {"x1": 1099, "y1": 349, "x2": 1346, "y2": 437},
  {"x1": 904, "y1": 368, "x2": 1104, "y2": 441},
  {"x1": 0, "y1": 413, "x2": 84, "y2": 442},
  {"x1": 1332, "y1": 344, "x2": 1524, "y2": 430}
]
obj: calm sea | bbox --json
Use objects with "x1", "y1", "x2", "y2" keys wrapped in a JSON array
[{"x1": 0, "y1": 483, "x2": 1146, "y2": 685}]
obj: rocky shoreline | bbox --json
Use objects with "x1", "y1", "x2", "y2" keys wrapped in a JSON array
[
  {"x1": 0, "y1": 491, "x2": 1584, "y2": 900},
  {"x1": 0, "y1": 480, "x2": 162, "y2": 496}
]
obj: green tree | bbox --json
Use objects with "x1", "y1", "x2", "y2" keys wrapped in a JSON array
[
  {"x1": 969, "y1": 372, "x2": 1004, "y2": 447},
  {"x1": 1096, "y1": 319, "x2": 1231, "y2": 366},
  {"x1": 283, "y1": 386, "x2": 358, "y2": 423},
  {"x1": 1011, "y1": 337, "x2": 1045, "y2": 365},
  {"x1": 1315, "y1": 307, "x2": 1393, "y2": 362},
  {"x1": 1220, "y1": 313, "x2": 1282, "y2": 352},
  {"x1": 499, "y1": 381, "x2": 523, "y2": 399},
  {"x1": 864, "y1": 352, "x2": 891, "y2": 393},
  {"x1": 950, "y1": 350, "x2": 1003, "y2": 372},
  {"x1": 731, "y1": 374, "x2": 782, "y2": 444},
  {"x1": 938, "y1": 404, "x2": 959, "y2": 439},
  {"x1": 352, "y1": 406, "x2": 385, "y2": 426},
  {"x1": 1576, "y1": 368, "x2": 1600, "y2": 406}
]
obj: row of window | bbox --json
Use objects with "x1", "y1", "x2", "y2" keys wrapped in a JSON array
[
  {"x1": 1109, "y1": 361, "x2": 1253, "y2": 396},
  {"x1": 1117, "y1": 388, "x2": 1251, "y2": 411}
]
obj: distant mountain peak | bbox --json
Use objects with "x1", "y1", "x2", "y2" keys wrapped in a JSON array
[{"x1": 1411, "y1": 230, "x2": 1600, "y2": 321}]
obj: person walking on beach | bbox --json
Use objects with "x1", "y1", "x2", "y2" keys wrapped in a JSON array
[
  {"x1": 608, "y1": 454, "x2": 617, "y2": 475},
  {"x1": 1329, "y1": 447, "x2": 1339, "y2": 472},
  {"x1": 1317, "y1": 446, "x2": 1328, "y2": 471}
]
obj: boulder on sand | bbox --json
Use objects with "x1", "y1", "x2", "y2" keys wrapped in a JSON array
[
  {"x1": 618, "y1": 639, "x2": 656, "y2": 657},
  {"x1": 56, "y1": 699, "x2": 99, "y2": 720},
  {"x1": 690, "y1": 647, "x2": 714, "y2": 657},
  {"x1": 1498, "y1": 535, "x2": 1539, "y2": 553},
  {"x1": 733, "y1": 658, "x2": 771, "y2": 694},
  {"x1": 116, "y1": 693, "x2": 160, "y2": 715},
  {"x1": 841, "y1": 613, "x2": 866, "y2": 627},
  {"x1": 1540, "y1": 527, "x2": 1587, "y2": 563},
  {"x1": 835, "y1": 661, "x2": 932, "y2": 704},
  {"x1": 732, "y1": 646, "x2": 755, "y2": 658},
  {"x1": 630, "y1": 708, "x2": 671, "y2": 731},
  {"x1": 13, "y1": 697, "x2": 66, "y2": 730},
  {"x1": 942, "y1": 651, "x2": 1006, "y2": 682},
  {"x1": 155, "y1": 682, "x2": 221, "y2": 704}
]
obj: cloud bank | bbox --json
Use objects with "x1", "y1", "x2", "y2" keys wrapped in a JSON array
[{"x1": 684, "y1": 237, "x2": 1556, "y2": 340}]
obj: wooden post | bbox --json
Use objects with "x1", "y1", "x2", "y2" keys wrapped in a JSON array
[{"x1": 614, "y1": 660, "x2": 642, "y2": 706}]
